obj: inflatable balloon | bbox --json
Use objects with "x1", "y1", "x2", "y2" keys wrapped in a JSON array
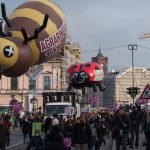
[
  {"x1": 0, "y1": 0, "x2": 67, "y2": 77},
  {"x1": 66, "y1": 62, "x2": 106, "y2": 92}
]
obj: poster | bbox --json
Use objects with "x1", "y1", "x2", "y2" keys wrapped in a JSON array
[{"x1": 32, "y1": 122, "x2": 42, "y2": 136}]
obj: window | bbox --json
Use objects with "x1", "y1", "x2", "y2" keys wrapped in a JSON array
[
  {"x1": 11, "y1": 77, "x2": 18, "y2": 90},
  {"x1": 29, "y1": 79, "x2": 36, "y2": 90},
  {"x1": 44, "y1": 76, "x2": 51, "y2": 90}
]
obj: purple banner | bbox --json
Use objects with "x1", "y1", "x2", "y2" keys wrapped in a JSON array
[
  {"x1": 89, "y1": 96, "x2": 98, "y2": 105},
  {"x1": 136, "y1": 99, "x2": 148, "y2": 104},
  {"x1": 112, "y1": 103, "x2": 121, "y2": 112},
  {"x1": 11, "y1": 101, "x2": 24, "y2": 112}
]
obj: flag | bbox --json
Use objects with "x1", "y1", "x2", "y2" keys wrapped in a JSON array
[
  {"x1": 112, "y1": 103, "x2": 120, "y2": 112},
  {"x1": 89, "y1": 96, "x2": 98, "y2": 105},
  {"x1": 136, "y1": 98, "x2": 148, "y2": 104}
]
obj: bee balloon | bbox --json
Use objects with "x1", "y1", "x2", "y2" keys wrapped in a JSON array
[{"x1": 0, "y1": 0, "x2": 67, "y2": 77}]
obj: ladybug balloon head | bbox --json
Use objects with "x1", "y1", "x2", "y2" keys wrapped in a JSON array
[{"x1": 70, "y1": 72, "x2": 90, "y2": 84}]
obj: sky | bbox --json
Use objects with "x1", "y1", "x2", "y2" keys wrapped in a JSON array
[{"x1": 1, "y1": 0, "x2": 150, "y2": 71}]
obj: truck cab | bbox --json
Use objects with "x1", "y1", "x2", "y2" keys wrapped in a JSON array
[{"x1": 45, "y1": 102, "x2": 74, "y2": 117}]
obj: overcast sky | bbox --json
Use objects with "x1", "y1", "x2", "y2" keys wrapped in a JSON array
[{"x1": 1, "y1": 0, "x2": 150, "y2": 71}]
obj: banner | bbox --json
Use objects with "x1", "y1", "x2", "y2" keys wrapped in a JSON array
[
  {"x1": 136, "y1": 99, "x2": 148, "y2": 104},
  {"x1": 32, "y1": 122, "x2": 42, "y2": 136},
  {"x1": 89, "y1": 96, "x2": 98, "y2": 105},
  {"x1": 112, "y1": 103, "x2": 121, "y2": 112},
  {"x1": 10, "y1": 100, "x2": 24, "y2": 112}
]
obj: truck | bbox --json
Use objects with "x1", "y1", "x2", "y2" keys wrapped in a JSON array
[
  {"x1": 45, "y1": 102, "x2": 74, "y2": 117},
  {"x1": 43, "y1": 92, "x2": 79, "y2": 118}
]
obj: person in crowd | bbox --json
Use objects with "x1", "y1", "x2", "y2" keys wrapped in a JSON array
[
  {"x1": 111, "y1": 107, "x2": 130, "y2": 150},
  {"x1": 45, "y1": 118, "x2": 64, "y2": 150},
  {"x1": 72, "y1": 113, "x2": 90, "y2": 150},
  {"x1": 3, "y1": 115, "x2": 12, "y2": 147},
  {"x1": 44, "y1": 115, "x2": 52, "y2": 135},
  {"x1": 26, "y1": 128, "x2": 44, "y2": 150},
  {"x1": 129, "y1": 106, "x2": 141, "y2": 149},
  {"x1": 0, "y1": 118, "x2": 9, "y2": 150},
  {"x1": 145, "y1": 111, "x2": 150, "y2": 150},
  {"x1": 22, "y1": 117, "x2": 30, "y2": 144},
  {"x1": 140, "y1": 108, "x2": 147, "y2": 146},
  {"x1": 88, "y1": 118, "x2": 97, "y2": 150},
  {"x1": 28, "y1": 118, "x2": 33, "y2": 141},
  {"x1": 64, "y1": 116, "x2": 73, "y2": 150}
]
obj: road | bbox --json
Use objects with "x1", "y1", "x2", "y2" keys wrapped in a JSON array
[
  {"x1": 7, "y1": 128, "x2": 146, "y2": 150},
  {"x1": 6, "y1": 128, "x2": 26, "y2": 150}
]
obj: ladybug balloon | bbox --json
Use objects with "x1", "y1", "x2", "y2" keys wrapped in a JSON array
[{"x1": 66, "y1": 62, "x2": 106, "y2": 92}]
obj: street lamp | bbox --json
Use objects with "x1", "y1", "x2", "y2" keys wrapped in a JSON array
[
  {"x1": 60, "y1": 67, "x2": 63, "y2": 90},
  {"x1": 128, "y1": 44, "x2": 138, "y2": 106}
]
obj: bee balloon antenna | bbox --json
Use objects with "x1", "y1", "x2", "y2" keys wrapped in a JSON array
[
  {"x1": 0, "y1": 19, "x2": 12, "y2": 37},
  {"x1": 21, "y1": 14, "x2": 49, "y2": 44},
  {"x1": 1, "y1": 3, "x2": 11, "y2": 28}
]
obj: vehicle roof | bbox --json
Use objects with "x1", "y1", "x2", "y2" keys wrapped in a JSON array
[{"x1": 45, "y1": 102, "x2": 72, "y2": 106}]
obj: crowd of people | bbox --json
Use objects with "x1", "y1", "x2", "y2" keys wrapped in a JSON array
[{"x1": 0, "y1": 103, "x2": 150, "y2": 150}]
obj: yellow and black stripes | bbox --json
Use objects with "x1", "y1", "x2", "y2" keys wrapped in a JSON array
[{"x1": 5, "y1": 0, "x2": 65, "y2": 65}]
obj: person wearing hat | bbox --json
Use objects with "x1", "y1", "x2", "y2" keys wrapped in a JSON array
[{"x1": 45, "y1": 118, "x2": 64, "y2": 150}]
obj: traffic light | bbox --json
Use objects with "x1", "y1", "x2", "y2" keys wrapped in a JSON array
[
  {"x1": 127, "y1": 87, "x2": 132, "y2": 95},
  {"x1": 126, "y1": 87, "x2": 140, "y2": 98}
]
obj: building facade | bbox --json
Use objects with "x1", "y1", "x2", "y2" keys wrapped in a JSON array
[{"x1": 103, "y1": 67, "x2": 150, "y2": 107}]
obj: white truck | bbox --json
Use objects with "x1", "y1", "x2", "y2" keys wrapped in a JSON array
[{"x1": 44, "y1": 102, "x2": 75, "y2": 117}]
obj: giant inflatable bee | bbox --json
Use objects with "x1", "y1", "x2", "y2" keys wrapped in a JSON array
[{"x1": 0, "y1": 0, "x2": 67, "y2": 77}]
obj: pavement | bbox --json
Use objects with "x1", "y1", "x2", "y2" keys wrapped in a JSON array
[{"x1": 7, "y1": 129, "x2": 146, "y2": 150}]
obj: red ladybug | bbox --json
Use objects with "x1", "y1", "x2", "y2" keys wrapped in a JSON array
[{"x1": 66, "y1": 62, "x2": 105, "y2": 92}]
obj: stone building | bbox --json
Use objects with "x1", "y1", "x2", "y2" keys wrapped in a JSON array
[{"x1": 103, "y1": 67, "x2": 150, "y2": 107}]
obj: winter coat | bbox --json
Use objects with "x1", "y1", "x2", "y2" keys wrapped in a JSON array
[
  {"x1": 22, "y1": 120, "x2": 30, "y2": 134},
  {"x1": 0, "y1": 124, "x2": 8, "y2": 145},
  {"x1": 111, "y1": 114, "x2": 130, "y2": 138},
  {"x1": 72, "y1": 121, "x2": 90, "y2": 144},
  {"x1": 129, "y1": 111, "x2": 141, "y2": 127},
  {"x1": 45, "y1": 124, "x2": 64, "y2": 150},
  {"x1": 26, "y1": 135, "x2": 44, "y2": 150}
]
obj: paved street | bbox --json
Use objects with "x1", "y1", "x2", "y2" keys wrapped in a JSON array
[
  {"x1": 100, "y1": 132, "x2": 146, "y2": 150},
  {"x1": 6, "y1": 128, "x2": 25, "y2": 150},
  {"x1": 6, "y1": 129, "x2": 146, "y2": 150}
]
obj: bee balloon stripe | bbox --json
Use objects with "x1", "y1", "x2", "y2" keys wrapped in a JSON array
[
  {"x1": 15, "y1": 1, "x2": 64, "y2": 28},
  {"x1": 0, "y1": 0, "x2": 67, "y2": 77}
]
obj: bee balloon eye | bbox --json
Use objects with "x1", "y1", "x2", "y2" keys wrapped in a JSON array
[
  {"x1": 3, "y1": 46, "x2": 14, "y2": 57},
  {"x1": 81, "y1": 72, "x2": 86, "y2": 78}
]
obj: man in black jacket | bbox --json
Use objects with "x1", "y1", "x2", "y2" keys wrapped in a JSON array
[
  {"x1": 129, "y1": 106, "x2": 141, "y2": 149},
  {"x1": 0, "y1": 118, "x2": 8, "y2": 150},
  {"x1": 111, "y1": 107, "x2": 130, "y2": 150}
]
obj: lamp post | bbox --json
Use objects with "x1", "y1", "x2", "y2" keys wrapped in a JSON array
[
  {"x1": 60, "y1": 67, "x2": 63, "y2": 91},
  {"x1": 128, "y1": 44, "x2": 138, "y2": 106}
]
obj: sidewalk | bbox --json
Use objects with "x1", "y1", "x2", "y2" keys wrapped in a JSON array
[{"x1": 10, "y1": 127, "x2": 21, "y2": 133}]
